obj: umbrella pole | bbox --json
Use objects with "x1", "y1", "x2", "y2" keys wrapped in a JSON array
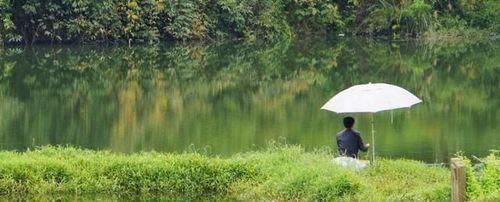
[{"x1": 371, "y1": 114, "x2": 375, "y2": 163}]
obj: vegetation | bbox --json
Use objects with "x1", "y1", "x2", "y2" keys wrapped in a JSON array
[
  {"x1": 0, "y1": 145, "x2": 497, "y2": 201},
  {"x1": 0, "y1": 0, "x2": 498, "y2": 44},
  {"x1": 0, "y1": 145, "x2": 449, "y2": 201},
  {"x1": 457, "y1": 150, "x2": 500, "y2": 201}
]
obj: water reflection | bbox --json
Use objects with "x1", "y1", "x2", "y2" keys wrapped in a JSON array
[{"x1": 0, "y1": 38, "x2": 498, "y2": 163}]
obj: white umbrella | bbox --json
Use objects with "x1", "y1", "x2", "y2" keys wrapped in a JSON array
[{"x1": 321, "y1": 83, "x2": 422, "y2": 162}]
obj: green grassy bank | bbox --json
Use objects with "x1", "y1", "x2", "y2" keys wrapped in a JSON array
[
  {"x1": 0, "y1": 0, "x2": 498, "y2": 44},
  {"x1": 0, "y1": 145, "x2": 498, "y2": 201}
]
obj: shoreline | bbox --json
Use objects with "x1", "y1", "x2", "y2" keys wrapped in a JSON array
[{"x1": 1, "y1": 30, "x2": 497, "y2": 46}]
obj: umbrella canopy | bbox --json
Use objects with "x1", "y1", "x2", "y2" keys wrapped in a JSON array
[
  {"x1": 321, "y1": 83, "x2": 422, "y2": 113},
  {"x1": 321, "y1": 83, "x2": 422, "y2": 162}
]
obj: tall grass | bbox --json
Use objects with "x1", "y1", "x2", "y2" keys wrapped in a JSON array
[
  {"x1": 0, "y1": 147, "x2": 257, "y2": 197},
  {"x1": 2, "y1": 145, "x2": 497, "y2": 201}
]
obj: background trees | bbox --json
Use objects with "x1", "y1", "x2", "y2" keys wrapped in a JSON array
[{"x1": 0, "y1": 0, "x2": 497, "y2": 44}]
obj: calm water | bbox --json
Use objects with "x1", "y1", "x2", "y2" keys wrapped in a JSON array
[{"x1": 0, "y1": 38, "x2": 498, "y2": 163}]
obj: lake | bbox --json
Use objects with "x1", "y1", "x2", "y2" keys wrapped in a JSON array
[{"x1": 0, "y1": 38, "x2": 498, "y2": 163}]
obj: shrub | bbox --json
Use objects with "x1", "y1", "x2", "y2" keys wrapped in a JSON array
[
  {"x1": 160, "y1": 0, "x2": 210, "y2": 41},
  {"x1": 364, "y1": 0, "x2": 437, "y2": 36},
  {"x1": 209, "y1": 0, "x2": 292, "y2": 41},
  {"x1": 457, "y1": 150, "x2": 500, "y2": 201},
  {"x1": 400, "y1": 0, "x2": 436, "y2": 35},
  {"x1": 479, "y1": 151, "x2": 500, "y2": 195},
  {"x1": 433, "y1": 0, "x2": 500, "y2": 33},
  {"x1": 284, "y1": 0, "x2": 343, "y2": 35}
]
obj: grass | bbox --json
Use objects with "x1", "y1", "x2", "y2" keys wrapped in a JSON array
[
  {"x1": 229, "y1": 145, "x2": 450, "y2": 201},
  {"x1": 0, "y1": 145, "x2": 497, "y2": 201},
  {"x1": 0, "y1": 147, "x2": 256, "y2": 197}
]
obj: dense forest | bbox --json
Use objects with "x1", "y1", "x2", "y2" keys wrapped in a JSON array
[{"x1": 0, "y1": 0, "x2": 499, "y2": 44}]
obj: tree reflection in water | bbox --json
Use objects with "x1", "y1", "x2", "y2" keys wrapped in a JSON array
[{"x1": 0, "y1": 38, "x2": 498, "y2": 163}]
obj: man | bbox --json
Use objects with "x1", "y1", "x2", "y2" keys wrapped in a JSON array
[{"x1": 336, "y1": 116, "x2": 369, "y2": 158}]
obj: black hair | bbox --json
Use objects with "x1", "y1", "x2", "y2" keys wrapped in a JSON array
[{"x1": 343, "y1": 116, "x2": 355, "y2": 128}]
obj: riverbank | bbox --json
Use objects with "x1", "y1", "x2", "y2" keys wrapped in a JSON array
[
  {"x1": 0, "y1": 146, "x2": 476, "y2": 201},
  {"x1": 0, "y1": 145, "x2": 497, "y2": 201}
]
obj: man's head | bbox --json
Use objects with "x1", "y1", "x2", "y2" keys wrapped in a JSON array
[{"x1": 343, "y1": 116, "x2": 355, "y2": 128}]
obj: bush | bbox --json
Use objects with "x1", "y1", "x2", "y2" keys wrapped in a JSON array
[
  {"x1": 452, "y1": 0, "x2": 498, "y2": 29},
  {"x1": 400, "y1": 0, "x2": 435, "y2": 35},
  {"x1": 433, "y1": 0, "x2": 500, "y2": 33},
  {"x1": 364, "y1": 0, "x2": 437, "y2": 36},
  {"x1": 160, "y1": 0, "x2": 210, "y2": 41},
  {"x1": 457, "y1": 150, "x2": 500, "y2": 201},
  {"x1": 284, "y1": 0, "x2": 343, "y2": 35},
  {"x1": 208, "y1": 0, "x2": 292, "y2": 41}
]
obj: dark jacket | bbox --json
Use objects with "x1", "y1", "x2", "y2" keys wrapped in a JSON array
[{"x1": 336, "y1": 129, "x2": 368, "y2": 158}]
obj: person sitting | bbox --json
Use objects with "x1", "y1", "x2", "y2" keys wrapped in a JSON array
[{"x1": 336, "y1": 116, "x2": 369, "y2": 158}]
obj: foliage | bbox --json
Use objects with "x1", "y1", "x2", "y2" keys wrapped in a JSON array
[
  {"x1": 0, "y1": 0, "x2": 19, "y2": 44},
  {"x1": 436, "y1": 0, "x2": 499, "y2": 30},
  {"x1": 0, "y1": 0, "x2": 343, "y2": 44},
  {"x1": 359, "y1": 0, "x2": 499, "y2": 38},
  {"x1": 284, "y1": 0, "x2": 343, "y2": 35},
  {"x1": 160, "y1": 0, "x2": 210, "y2": 41},
  {"x1": 457, "y1": 150, "x2": 500, "y2": 201},
  {"x1": 0, "y1": 0, "x2": 498, "y2": 44},
  {"x1": 363, "y1": 0, "x2": 437, "y2": 36},
  {"x1": 207, "y1": 0, "x2": 292, "y2": 41}
]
